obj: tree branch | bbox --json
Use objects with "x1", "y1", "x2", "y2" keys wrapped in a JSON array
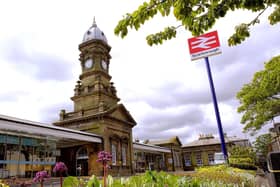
[{"x1": 247, "y1": 6, "x2": 269, "y2": 27}]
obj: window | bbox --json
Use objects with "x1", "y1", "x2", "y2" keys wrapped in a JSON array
[
  {"x1": 208, "y1": 153, "x2": 214, "y2": 165},
  {"x1": 173, "y1": 152, "x2": 181, "y2": 167},
  {"x1": 184, "y1": 154, "x2": 191, "y2": 166},
  {"x1": 196, "y1": 153, "x2": 202, "y2": 166},
  {"x1": 121, "y1": 145, "x2": 127, "y2": 166},
  {"x1": 111, "y1": 144, "x2": 117, "y2": 165},
  {"x1": 77, "y1": 147, "x2": 88, "y2": 160}
]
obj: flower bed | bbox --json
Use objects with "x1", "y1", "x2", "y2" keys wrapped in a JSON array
[{"x1": 62, "y1": 165, "x2": 255, "y2": 187}]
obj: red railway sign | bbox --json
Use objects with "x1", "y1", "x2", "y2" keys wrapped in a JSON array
[{"x1": 188, "y1": 30, "x2": 221, "y2": 61}]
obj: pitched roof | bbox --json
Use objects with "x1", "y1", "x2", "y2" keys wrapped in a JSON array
[
  {"x1": 182, "y1": 136, "x2": 248, "y2": 148},
  {"x1": 148, "y1": 136, "x2": 182, "y2": 146},
  {"x1": 106, "y1": 103, "x2": 137, "y2": 126}
]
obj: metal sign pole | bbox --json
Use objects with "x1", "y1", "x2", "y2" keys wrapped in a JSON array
[{"x1": 204, "y1": 56, "x2": 228, "y2": 161}]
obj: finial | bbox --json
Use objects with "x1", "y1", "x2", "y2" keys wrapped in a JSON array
[{"x1": 92, "y1": 16, "x2": 97, "y2": 27}]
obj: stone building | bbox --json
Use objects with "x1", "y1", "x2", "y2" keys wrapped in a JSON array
[
  {"x1": 53, "y1": 19, "x2": 136, "y2": 176},
  {"x1": 148, "y1": 136, "x2": 184, "y2": 171},
  {"x1": 0, "y1": 114, "x2": 102, "y2": 178},
  {"x1": 133, "y1": 142, "x2": 171, "y2": 172},
  {"x1": 182, "y1": 134, "x2": 250, "y2": 170}
]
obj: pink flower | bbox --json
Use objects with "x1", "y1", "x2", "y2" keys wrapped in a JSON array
[
  {"x1": 53, "y1": 162, "x2": 68, "y2": 174},
  {"x1": 33, "y1": 171, "x2": 50, "y2": 182},
  {"x1": 97, "y1": 151, "x2": 112, "y2": 163},
  {"x1": 97, "y1": 151, "x2": 112, "y2": 187}
]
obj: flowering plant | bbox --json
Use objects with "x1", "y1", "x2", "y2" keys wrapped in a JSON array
[
  {"x1": 53, "y1": 161, "x2": 68, "y2": 173},
  {"x1": 33, "y1": 171, "x2": 50, "y2": 187},
  {"x1": 97, "y1": 151, "x2": 112, "y2": 166},
  {"x1": 33, "y1": 171, "x2": 50, "y2": 182},
  {"x1": 97, "y1": 151, "x2": 112, "y2": 187},
  {"x1": 53, "y1": 162, "x2": 68, "y2": 187}
]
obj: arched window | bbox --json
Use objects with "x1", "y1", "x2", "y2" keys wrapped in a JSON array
[{"x1": 76, "y1": 147, "x2": 88, "y2": 160}]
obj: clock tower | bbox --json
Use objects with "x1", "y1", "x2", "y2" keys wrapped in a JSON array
[
  {"x1": 54, "y1": 19, "x2": 136, "y2": 176},
  {"x1": 72, "y1": 18, "x2": 119, "y2": 112}
]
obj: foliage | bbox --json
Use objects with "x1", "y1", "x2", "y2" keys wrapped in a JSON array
[
  {"x1": 237, "y1": 55, "x2": 280, "y2": 134},
  {"x1": 253, "y1": 133, "x2": 272, "y2": 157},
  {"x1": 0, "y1": 180, "x2": 9, "y2": 187},
  {"x1": 86, "y1": 175, "x2": 101, "y2": 187},
  {"x1": 62, "y1": 175, "x2": 100, "y2": 187},
  {"x1": 62, "y1": 168, "x2": 254, "y2": 187},
  {"x1": 62, "y1": 176, "x2": 80, "y2": 187},
  {"x1": 228, "y1": 146, "x2": 257, "y2": 170},
  {"x1": 192, "y1": 165, "x2": 255, "y2": 186},
  {"x1": 114, "y1": 0, "x2": 280, "y2": 46}
]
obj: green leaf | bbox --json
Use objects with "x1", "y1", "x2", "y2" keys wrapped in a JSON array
[
  {"x1": 62, "y1": 176, "x2": 79, "y2": 187},
  {"x1": 87, "y1": 175, "x2": 100, "y2": 187},
  {"x1": 237, "y1": 55, "x2": 280, "y2": 133},
  {"x1": 115, "y1": 0, "x2": 279, "y2": 46}
]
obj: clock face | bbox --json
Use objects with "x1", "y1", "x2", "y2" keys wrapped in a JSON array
[
  {"x1": 101, "y1": 60, "x2": 107, "y2": 70},
  {"x1": 85, "y1": 59, "x2": 93, "y2": 69}
]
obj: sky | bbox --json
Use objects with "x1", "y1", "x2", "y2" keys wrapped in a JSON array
[{"x1": 0, "y1": 1, "x2": 279, "y2": 145}]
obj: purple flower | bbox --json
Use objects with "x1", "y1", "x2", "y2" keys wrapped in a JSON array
[
  {"x1": 97, "y1": 151, "x2": 112, "y2": 163},
  {"x1": 33, "y1": 171, "x2": 50, "y2": 182},
  {"x1": 53, "y1": 162, "x2": 68, "y2": 173}
]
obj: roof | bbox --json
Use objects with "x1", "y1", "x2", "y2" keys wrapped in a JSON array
[
  {"x1": 106, "y1": 103, "x2": 137, "y2": 126},
  {"x1": 182, "y1": 136, "x2": 249, "y2": 148},
  {"x1": 53, "y1": 103, "x2": 136, "y2": 127},
  {"x1": 82, "y1": 18, "x2": 107, "y2": 43},
  {"x1": 148, "y1": 136, "x2": 182, "y2": 146},
  {"x1": 0, "y1": 114, "x2": 102, "y2": 146},
  {"x1": 133, "y1": 142, "x2": 171, "y2": 153}
]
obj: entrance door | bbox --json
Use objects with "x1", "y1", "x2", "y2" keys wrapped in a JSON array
[
  {"x1": 77, "y1": 159, "x2": 88, "y2": 176},
  {"x1": 76, "y1": 147, "x2": 88, "y2": 176}
]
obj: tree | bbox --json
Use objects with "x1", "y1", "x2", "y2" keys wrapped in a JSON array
[
  {"x1": 237, "y1": 55, "x2": 280, "y2": 134},
  {"x1": 253, "y1": 133, "x2": 272, "y2": 157},
  {"x1": 253, "y1": 133, "x2": 272, "y2": 171},
  {"x1": 228, "y1": 145, "x2": 256, "y2": 169},
  {"x1": 114, "y1": 0, "x2": 280, "y2": 46}
]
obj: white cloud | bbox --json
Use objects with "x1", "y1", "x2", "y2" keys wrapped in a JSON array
[{"x1": 0, "y1": 0, "x2": 278, "y2": 144}]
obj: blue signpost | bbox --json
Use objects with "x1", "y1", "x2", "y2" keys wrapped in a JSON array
[
  {"x1": 188, "y1": 31, "x2": 228, "y2": 161},
  {"x1": 204, "y1": 57, "x2": 228, "y2": 160}
]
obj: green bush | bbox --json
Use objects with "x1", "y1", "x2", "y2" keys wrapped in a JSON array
[
  {"x1": 190, "y1": 165, "x2": 255, "y2": 186},
  {"x1": 229, "y1": 157, "x2": 257, "y2": 170},
  {"x1": 228, "y1": 146, "x2": 257, "y2": 170}
]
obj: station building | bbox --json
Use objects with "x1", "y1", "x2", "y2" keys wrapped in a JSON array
[
  {"x1": 0, "y1": 19, "x2": 250, "y2": 179},
  {"x1": 0, "y1": 19, "x2": 176, "y2": 178},
  {"x1": 182, "y1": 134, "x2": 250, "y2": 170}
]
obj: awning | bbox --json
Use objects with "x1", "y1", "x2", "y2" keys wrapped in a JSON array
[
  {"x1": 133, "y1": 142, "x2": 171, "y2": 153},
  {"x1": 0, "y1": 114, "x2": 102, "y2": 146}
]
